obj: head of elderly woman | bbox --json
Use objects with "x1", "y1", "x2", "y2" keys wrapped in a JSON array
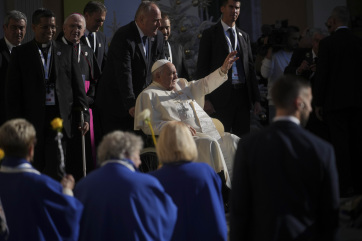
[
  {"x1": 97, "y1": 131, "x2": 143, "y2": 168},
  {"x1": 157, "y1": 121, "x2": 198, "y2": 163}
]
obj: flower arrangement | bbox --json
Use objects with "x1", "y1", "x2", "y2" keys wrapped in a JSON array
[
  {"x1": 51, "y1": 118, "x2": 65, "y2": 176},
  {"x1": 137, "y1": 109, "x2": 157, "y2": 147}
]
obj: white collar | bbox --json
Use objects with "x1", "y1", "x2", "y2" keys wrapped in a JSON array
[
  {"x1": 273, "y1": 115, "x2": 300, "y2": 125},
  {"x1": 4, "y1": 37, "x2": 17, "y2": 53},
  {"x1": 101, "y1": 159, "x2": 135, "y2": 172},
  {"x1": 336, "y1": 26, "x2": 348, "y2": 31},
  {"x1": 312, "y1": 49, "x2": 317, "y2": 59},
  {"x1": 221, "y1": 20, "x2": 236, "y2": 33},
  {"x1": 135, "y1": 22, "x2": 146, "y2": 40}
]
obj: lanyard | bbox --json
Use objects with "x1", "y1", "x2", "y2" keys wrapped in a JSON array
[
  {"x1": 167, "y1": 41, "x2": 173, "y2": 63},
  {"x1": 38, "y1": 44, "x2": 52, "y2": 80},
  {"x1": 85, "y1": 32, "x2": 96, "y2": 53},
  {"x1": 225, "y1": 29, "x2": 238, "y2": 53},
  {"x1": 62, "y1": 37, "x2": 81, "y2": 63}
]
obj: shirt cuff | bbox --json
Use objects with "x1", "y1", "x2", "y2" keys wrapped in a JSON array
[
  {"x1": 63, "y1": 188, "x2": 74, "y2": 196},
  {"x1": 218, "y1": 68, "x2": 227, "y2": 77}
]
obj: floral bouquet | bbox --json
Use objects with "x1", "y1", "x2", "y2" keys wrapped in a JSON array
[{"x1": 51, "y1": 118, "x2": 65, "y2": 177}]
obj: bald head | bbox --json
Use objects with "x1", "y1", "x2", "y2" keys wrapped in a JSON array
[
  {"x1": 63, "y1": 14, "x2": 86, "y2": 43},
  {"x1": 135, "y1": 1, "x2": 161, "y2": 37}
]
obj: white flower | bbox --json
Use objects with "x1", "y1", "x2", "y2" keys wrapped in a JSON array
[{"x1": 137, "y1": 109, "x2": 151, "y2": 122}]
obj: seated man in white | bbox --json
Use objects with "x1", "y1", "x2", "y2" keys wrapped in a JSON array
[{"x1": 134, "y1": 51, "x2": 240, "y2": 187}]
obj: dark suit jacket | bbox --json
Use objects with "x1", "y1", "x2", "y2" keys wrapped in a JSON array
[
  {"x1": 56, "y1": 35, "x2": 101, "y2": 107},
  {"x1": 96, "y1": 21, "x2": 165, "y2": 133},
  {"x1": 170, "y1": 43, "x2": 189, "y2": 79},
  {"x1": 314, "y1": 28, "x2": 362, "y2": 112},
  {"x1": 196, "y1": 21, "x2": 260, "y2": 109},
  {"x1": 6, "y1": 40, "x2": 89, "y2": 138},
  {"x1": 0, "y1": 38, "x2": 11, "y2": 125},
  {"x1": 80, "y1": 31, "x2": 107, "y2": 71},
  {"x1": 230, "y1": 120, "x2": 339, "y2": 241},
  {"x1": 284, "y1": 48, "x2": 314, "y2": 80}
]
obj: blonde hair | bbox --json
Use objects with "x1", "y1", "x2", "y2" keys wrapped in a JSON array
[
  {"x1": 97, "y1": 131, "x2": 143, "y2": 165},
  {"x1": 0, "y1": 119, "x2": 36, "y2": 158},
  {"x1": 156, "y1": 121, "x2": 198, "y2": 163}
]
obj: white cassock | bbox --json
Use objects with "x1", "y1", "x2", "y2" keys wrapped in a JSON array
[{"x1": 134, "y1": 68, "x2": 240, "y2": 187}]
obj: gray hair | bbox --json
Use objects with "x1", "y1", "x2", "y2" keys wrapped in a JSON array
[
  {"x1": 135, "y1": 1, "x2": 159, "y2": 21},
  {"x1": 4, "y1": 10, "x2": 27, "y2": 26},
  {"x1": 97, "y1": 131, "x2": 143, "y2": 164},
  {"x1": 152, "y1": 64, "x2": 166, "y2": 81},
  {"x1": 63, "y1": 13, "x2": 86, "y2": 29},
  {"x1": 331, "y1": 6, "x2": 350, "y2": 25}
]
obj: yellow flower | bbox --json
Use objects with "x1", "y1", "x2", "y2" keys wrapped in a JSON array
[
  {"x1": 51, "y1": 118, "x2": 63, "y2": 132},
  {"x1": 0, "y1": 148, "x2": 4, "y2": 160}
]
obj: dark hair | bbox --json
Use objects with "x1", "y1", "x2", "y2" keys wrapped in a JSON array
[
  {"x1": 32, "y1": 8, "x2": 55, "y2": 25},
  {"x1": 4, "y1": 10, "x2": 27, "y2": 26},
  {"x1": 83, "y1": 1, "x2": 107, "y2": 15},
  {"x1": 161, "y1": 12, "x2": 170, "y2": 20},
  {"x1": 271, "y1": 75, "x2": 310, "y2": 109},
  {"x1": 220, "y1": 0, "x2": 241, "y2": 7}
]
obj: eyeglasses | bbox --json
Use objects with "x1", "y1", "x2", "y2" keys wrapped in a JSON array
[{"x1": 38, "y1": 25, "x2": 57, "y2": 30}]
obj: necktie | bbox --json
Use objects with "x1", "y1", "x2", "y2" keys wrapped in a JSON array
[
  {"x1": 88, "y1": 32, "x2": 94, "y2": 50},
  {"x1": 142, "y1": 36, "x2": 148, "y2": 58},
  {"x1": 227, "y1": 28, "x2": 235, "y2": 50},
  {"x1": 313, "y1": 57, "x2": 318, "y2": 64},
  {"x1": 227, "y1": 28, "x2": 246, "y2": 83},
  {"x1": 164, "y1": 41, "x2": 170, "y2": 60}
]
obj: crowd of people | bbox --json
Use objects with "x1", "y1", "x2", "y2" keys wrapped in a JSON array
[{"x1": 0, "y1": 0, "x2": 361, "y2": 240}]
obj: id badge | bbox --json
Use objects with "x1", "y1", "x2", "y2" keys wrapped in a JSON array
[
  {"x1": 231, "y1": 62, "x2": 238, "y2": 81},
  {"x1": 45, "y1": 86, "x2": 55, "y2": 105}
]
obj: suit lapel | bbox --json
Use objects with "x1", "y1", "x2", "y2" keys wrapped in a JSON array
[
  {"x1": 51, "y1": 40, "x2": 59, "y2": 85},
  {"x1": 216, "y1": 22, "x2": 230, "y2": 54},
  {"x1": 0, "y1": 39, "x2": 11, "y2": 63},
  {"x1": 235, "y1": 28, "x2": 249, "y2": 77}
]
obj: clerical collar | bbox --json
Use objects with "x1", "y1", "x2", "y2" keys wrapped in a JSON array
[
  {"x1": 35, "y1": 40, "x2": 51, "y2": 49},
  {"x1": 221, "y1": 19, "x2": 236, "y2": 33},
  {"x1": 273, "y1": 116, "x2": 300, "y2": 125},
  {"x1": 4, "y1": 37, "x2": 17, "y2": 53}
]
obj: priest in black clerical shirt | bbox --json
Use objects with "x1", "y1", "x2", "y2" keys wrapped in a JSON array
[{"x1": 5, "y1": 8, "x2": 89, "y2": 181}]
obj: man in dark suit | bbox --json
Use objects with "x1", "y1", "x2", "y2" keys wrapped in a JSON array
[
  {"x1": 5, "y1": 8, "x2": 89, "y2": 181},
  {"x1": 159, "y1": 12, "x2": 189, "y2": 79},
  {"x1": 82, "y1": 1, "x2": 107, "y2": 71},
  {"x1": 96, "y1": 1, "x2": 165, "y2": 135},
  {"x1": 0, "y1": 10, "x2": 27, "y2": 126},
  {"x1": 59, "y1": 13, "x2": 101, "y2": 181},
  {"x1": 197, "y1": 0, "x2": 261, "y2": 137},
  {"x1": 284, "y1": 28, "x2": 329, "y2": 141},
  {"x1": 230, "y1": 75, "x2": 340, "y2": 241},
  {"x1": 314, "y1": 6, "x2": 362, "y2": 197}
]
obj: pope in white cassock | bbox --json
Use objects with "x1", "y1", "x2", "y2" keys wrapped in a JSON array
[{"x1": 134, "y1": 51, "x2": 240, "y2": 187}]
